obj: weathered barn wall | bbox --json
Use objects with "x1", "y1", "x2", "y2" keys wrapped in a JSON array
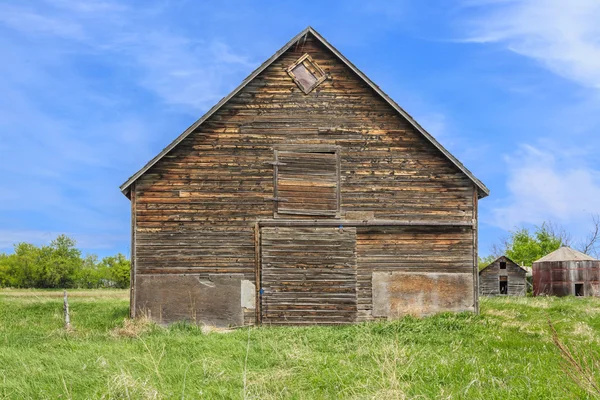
[
  {"x1": 479, "y1": 257, "x2": 526, "y2": 296},
  {"x1": 129, "y1": 32, "x2": 480, "y2": 325},
  {"x1": 533, "y1": 260, "x2": 600, "y2": 297}
]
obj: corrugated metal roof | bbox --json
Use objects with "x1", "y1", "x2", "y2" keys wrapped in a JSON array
[
  {"x1": 119, "y1": 26, "x2": 490, "y2": 198},
  {"x1": 534, "y1": 247, "x2": 597, "y2": 263}
]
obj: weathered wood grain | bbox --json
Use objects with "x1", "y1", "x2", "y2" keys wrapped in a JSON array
[
  {"x1": 129, "y1": 32, "x2": 480, "y2": 325},
  {"x1": 260, "y1": 227, "x2": 357, "y2": 324}
]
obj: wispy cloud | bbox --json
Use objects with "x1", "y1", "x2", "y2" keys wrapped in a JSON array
[
  {"x1": 0, "y1": 0, "x2": 255, "y2": 254},
  {"x1": 489, "y1": 144, "x2": 600, "y2": 231},
  {"x1": 0, "y1": 0, "x2": 256, "y2": 111},
  {"x1": 129, "y1": 34, "x2": 255, "y2": 111},
  {"x1": 1, "y1": 0, "x2": 598, "y2": 257},
  {"x1": 0, "y1": 7, "x2": 86, "y2": 40},
  {"x1": 459, "y1": 0, "x2": 600, "y2": 242},
  {"x1": 463, "y1": 0, "x2": 600, "y2": 89}
]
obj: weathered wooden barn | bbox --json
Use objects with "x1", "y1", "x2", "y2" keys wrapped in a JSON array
[
  {"x1": 533, "y1": 247, "x2": 600, "y2": 297},
  {"x1": 479, "y1": 256, "x2": 527, "y2": 296},
  {"x1": 120, "y1": 27, "x2": 489, "y2": 326}
]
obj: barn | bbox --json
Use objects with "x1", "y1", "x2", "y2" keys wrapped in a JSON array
[
  {"x1": 533, "y1": 247, "x2": 600, "y2": 297},
  {"x1": 479, "y1": 256, "x2": 527, "y2": 296},
  {"x1": 120, "y1": 27, "x2": 489, "y2": 326}
]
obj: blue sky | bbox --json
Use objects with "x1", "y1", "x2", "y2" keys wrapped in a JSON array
[{"x1": 1, "y1": 0, "x2": 599, "y2": 257}]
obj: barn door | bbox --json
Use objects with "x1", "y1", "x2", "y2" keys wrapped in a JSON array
[
  {"x1": 260, "y1": 226, "x2": 357, "y2": 324},
  {"x1": 273, "y1": 148, "x2": 340, "y2": 218}
]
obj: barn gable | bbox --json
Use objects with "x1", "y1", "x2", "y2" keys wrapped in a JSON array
[
  {"x1": 123, "y1": 27, "x2": 488, "y2": 326},
  {"x1": 120, "y1": 26, "x2": 488, "y2": 198}
]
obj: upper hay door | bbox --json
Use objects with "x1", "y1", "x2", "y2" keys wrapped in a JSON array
[
  {"x1": 273, "y1": 146, "x2": 341, "y2": 218},
  {"x1": 287, "y1": 53, "x2": 326, "y2": 94}
]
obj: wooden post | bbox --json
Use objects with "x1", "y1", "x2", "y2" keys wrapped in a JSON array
[
  {"x1": 63, "y1": 290, "x2": 71, "y2": 330},
  {"x1": 254, "y1": 222, "x2": 262, "y2": 325},
  {"x1": 473, "y1": 188, "x2": 480, "y2": 314},
  {"x1": 130, "y1": 183, "x2": 136, "y2": 318}
]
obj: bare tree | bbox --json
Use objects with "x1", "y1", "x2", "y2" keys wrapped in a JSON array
[
  {"x1": 542, "y1": 221, "x2": 572, "y2": 247},
  {"x1": 490, "y1": 241, "x2": 507, "y2": 259},
  {"x1": 578, "y1": 214, "x2": 600, "y2": 258}
]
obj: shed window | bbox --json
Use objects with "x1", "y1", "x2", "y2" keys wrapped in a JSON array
[
  {"x1": 287, "y1": 54, "x2": 326, "y2": 94},
  {"x1": 500, "y1": 262, "x2": 507, "y2": 269},
  {"x1": 272, "y1": 147, "x2": 340, "y2": 218},
  {"x1": 499, "y1": 276, "x2": 508, "y2": 295}
]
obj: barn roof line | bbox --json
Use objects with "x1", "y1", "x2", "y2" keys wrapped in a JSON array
[
  {"x1": 534, "y1": 246, "x2": 597, "y2": 263},
  {"x1": 479, "y1": 255, "x2": 527, "y2": 274},
  {"x1": 120, "y1": 26, "x2": 490, "y2": 197}
]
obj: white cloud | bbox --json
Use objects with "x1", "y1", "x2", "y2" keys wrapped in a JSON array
[
  {"x1": 0, "y1": 0, "x2": 255, "y2": 112},
  {"x1": 0, "y1": 8, "x2": 86, "y2": 40},
  {"x1": 130, "y1": 34, "x2": 255, "y2": 111},
  {"x1": 463, "y1": 0, "x2": 600, "y2": 89},
  {"x1": 490, "y1": 144, "x2": 600, "y2": 229},
  {"x1": 462, "y1": 0, "x2": 600, "y2": 241}
]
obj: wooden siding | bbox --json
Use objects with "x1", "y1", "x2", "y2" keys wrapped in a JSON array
[
  {"x1": 260, "y1": 227, "x2": 357, "y2": 324},
  {"x1": 479, "y1": 257, "x2": 526, "y2": 296},
  {"x1": 131, "y1": 33, "x2": 478, "y2": 324}
]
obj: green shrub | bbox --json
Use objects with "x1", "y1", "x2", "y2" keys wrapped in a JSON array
[{"x1": 0, "y1": 235, "x2": 130, "y2": 289}]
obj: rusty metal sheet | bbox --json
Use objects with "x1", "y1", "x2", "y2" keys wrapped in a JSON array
[{"x1": 372, "y1": 272, "x2": 474, "y2": 318}]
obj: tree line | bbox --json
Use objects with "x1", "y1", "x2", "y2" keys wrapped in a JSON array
[
  {"x1": 0, "y1": 235, "x2": 130, "y2": 288},
  {"x1": 479, "y1": 215, "x2": 600, "y2": 269}
]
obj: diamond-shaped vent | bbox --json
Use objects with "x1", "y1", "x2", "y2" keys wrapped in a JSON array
[{"x1": 287, "y1": 54, "x2": 326, "y2": 94}]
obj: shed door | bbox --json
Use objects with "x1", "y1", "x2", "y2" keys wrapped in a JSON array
[{"x1": 260, "y1": 227, "x2": 357, "y2": 324}]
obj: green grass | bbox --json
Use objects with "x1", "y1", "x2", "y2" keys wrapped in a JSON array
[{"x1": 1, "y1": 289, "x2": 600, "y2": 399}]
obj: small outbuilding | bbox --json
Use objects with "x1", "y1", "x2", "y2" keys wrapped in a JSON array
[
  {"x1": 479, "y1": 256, "x2": 527, "y2": 296},
  {"x1": 533, "y1": 247, "x2": 600, "y2": 297}
]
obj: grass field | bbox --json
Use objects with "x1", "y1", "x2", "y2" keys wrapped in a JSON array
[{"x1": 1, "y1": 289, "x2": 599, "y2": 399}]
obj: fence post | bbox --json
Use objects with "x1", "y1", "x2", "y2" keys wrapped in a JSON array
[{"x1": 64, "y1": 290, "x2": 71, "y2": 330}]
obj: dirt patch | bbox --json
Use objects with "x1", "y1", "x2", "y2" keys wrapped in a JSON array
[
  {"x1": 572, "y1": 321, "x2": 598, "y2": 342},
  {"x1": 200, "y1": 325, "x2": 235, "y2": 334},
  {"x1": 111, "y1": 316, "x2": 155, "y2": 338},
  {"x1": 484, "y1": 308, "x2": 520, "y2": 319},
  {"x1": 107, "y1": 371, "x2": 159, "y2": 399}
]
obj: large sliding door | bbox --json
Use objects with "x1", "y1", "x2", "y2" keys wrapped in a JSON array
[{"x1": 260, "y1": 226, "x2": 357, "y2": 324}]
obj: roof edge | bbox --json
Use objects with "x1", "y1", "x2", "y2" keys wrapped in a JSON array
[
  {"x1": 305, "y1": 28, "x2": 489, "y2": 197},
  {"x1": 479, "y1": 255, "x2": 527, "y2": 274},
  {"x1": 120, "y1": 26, "x2": 489, "y2": 198},
  {"x1": 533, "y1": 246, "x2": 598, "y2": 263},
  {"x1": 120, "y1": 26, "x2": 314, "y2": 196}
]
